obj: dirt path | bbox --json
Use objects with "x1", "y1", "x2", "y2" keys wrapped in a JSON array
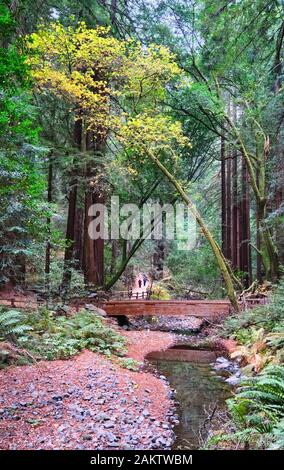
[{"x1": 0, "y1": 331, "x2": 175, "y2": 450}]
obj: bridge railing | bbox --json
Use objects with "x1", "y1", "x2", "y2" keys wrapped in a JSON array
[{"x1": 109, "y1": 290, "x2": 152, "y2": 300}]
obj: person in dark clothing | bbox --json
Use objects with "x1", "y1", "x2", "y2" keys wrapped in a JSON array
[
  {"x1": 143, "y1": 275, "x2": 147, "y2": 287},
  {"x1": 138, "y1": 279, "x2": 142, "y2": 288}
]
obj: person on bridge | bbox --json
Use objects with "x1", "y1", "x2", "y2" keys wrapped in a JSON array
[
  {"x1": 143, "y1": 275, "x2": 148, "y2": 287},
  {"x1": 138, "y1": 278, "x2": 142, "y2": 288}
]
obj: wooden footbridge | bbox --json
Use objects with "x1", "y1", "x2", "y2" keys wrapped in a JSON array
[
  {"x1": 0, "y1": 289, "x2": 267, "y2": 319},
  {"x1": 101, "y1": 299, "x2": 231, "y2": 318},
  {"x1": 100, "y1": 290, "x2": 267, "y2": 318}
]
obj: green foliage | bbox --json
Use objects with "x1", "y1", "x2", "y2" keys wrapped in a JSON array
[
  {"x1": 167, "y1": 242, "x2": 223, "y2": 297},
  {"x1": 222, "y1": 277, "x2": 284, "y2": 346},
  {"x1": 224, "y1": 365, "x2": 284, "y2": 449},
  {"x1": 270, "y1": 419, "x2": 284, "y2": 450},
  {"x1": 116, "y1": 357, "x2": 141, "y2": 371},
  {"x1": 0, "y1": 145, "x2": 47, "y2": 285},
  {"x1": 0, "y1": 308, "x2": 32, "y2": 339},
  {"x1": 210, "y1": 279, "x2": 284, "y2": 449},
  {"x1": 38, "y1": 259, "x2": 87, "y2": 298},
  {"x1": 0, "y1": 3, "x2": 30, "y2": 90},
  {"x1": 18, "y1": 309, "x2": 127, "y2": 360},
  {"x1": 0, "y1": 3, "x2": 47, "y2": 286}
]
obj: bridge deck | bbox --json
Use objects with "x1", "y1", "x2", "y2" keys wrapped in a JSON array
[{"x1": 101, "y1": 299, "x2": 231, "y2": 318}]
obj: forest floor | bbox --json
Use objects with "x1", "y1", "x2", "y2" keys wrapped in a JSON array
[{"x1": 0, "y1": 330, "x2": 176, "y2": 450}]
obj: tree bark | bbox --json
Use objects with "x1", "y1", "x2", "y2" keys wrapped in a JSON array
[
  {"x1": 74, "y1": 207, "x2": 84, "y2": 270},
  {"x1": 153, "y1": 239, "x2": 165, "y2": 279},
  {"x1": 82, "y1": 128, "x2": 105, "y2": 287},
  {"x1": 45, "y1": 153, "x2": 53, "y2": 293},
  {"x1": 240, "y1": 154, "x2": 252, "y2": 287},
  {"x1": 221, "y1": 134, "x2": 227, "y2": 256},
  {"x1": 226, "y1": 147, "x2": 232, "y2": 261},
  {"x1": 231, "y1": 102, "x2": 240, "y2": 270}
]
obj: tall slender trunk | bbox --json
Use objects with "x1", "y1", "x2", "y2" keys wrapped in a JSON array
[
  {"x1": 74, "y1": 207, "x2": 84, "y2": 270},
  {"x1": 231, "y1": 102, "x2": 240, "y2": 270},
  {"x1": 122, "y1": 239, "x2": 128, "y2": 263},
  {"x1": 153, "y1": 239, "x2": 165, "y2": 279},
  {"x1": 45, "y1": 153, "x2": 53, "y2": 293},
  {"x1": 62, "y1": 179, "x2": 77, "y2": 293},
  {"x1": 83, "y1": 189, "x2": 97, "y2": 285},
  {"x1": 231, "y1": 151, "x2": 240, "y2": 270},
  {"x1": 93, "y1": 192, "x2": 105, "y2": 286},
  {"x1": 110, "y1": 240, "x2": 118, "y2": 275},
  {"x1": 226, "y1": 149, "x2": 232, "y2": 261},
  {"x1": 221, "y1": 135, "x2": 227, "y2": 256},
  {"x1": 240, "y1": 154, "x2": 252, "y2": 287}
]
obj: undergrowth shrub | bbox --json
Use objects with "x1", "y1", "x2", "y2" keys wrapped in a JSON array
[
  {"x1": 0, "y1": 308, "x2": 32, "y2": 339},
  {"x1": 208, "y1": 365, "x2": 284, "y2": 449},
  {"x1": 18, "y1": 309, "x2": 127, "y2": 360},
  {"x1": 220, "y1": 278, "x2": 284, "y2": 368},
  {"x1": 0, "y1": 307, "x2": 33, "y2": 367},
  {"x1": 209, "y1": 279, "x2": 284, "y2": 449},
  {"x1": 151, "y1": 284, "x2": 171, "y2": 300}
]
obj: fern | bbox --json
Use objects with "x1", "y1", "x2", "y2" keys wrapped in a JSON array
[
  {"x1": 0, "y1": 308, "x2": 32, "y2": 339},
  {"x1": 18, "y1": 309, "x2": 126, "y2": 360},
  {"x1": 222, "y1": 365, "x2": 284, "y2": 448},
  {"x1": 269, "y1": 419, "x2": 284, "y2": 449},
  {"x1": 232, "y1": 365, "x2": 284, "y2": 417}
]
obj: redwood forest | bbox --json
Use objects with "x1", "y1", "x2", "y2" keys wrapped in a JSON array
[{"x1": 0, "y1": 0, "x2": 284, "y2": 458}]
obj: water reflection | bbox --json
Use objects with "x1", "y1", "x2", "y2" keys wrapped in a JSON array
[{"x1": 147, "y1": 347, "x2": 231, "y2": 449}]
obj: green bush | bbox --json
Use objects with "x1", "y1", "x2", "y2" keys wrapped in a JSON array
[
  {"x1": 222, "y1": 277, "x2": 284, "y2": 346},
  {"x1": 18, "y1": 309, "x2": 127, "y2": 360},
  {"x1": 116, "y1": 357, "x2": 141, "y2": 371}
]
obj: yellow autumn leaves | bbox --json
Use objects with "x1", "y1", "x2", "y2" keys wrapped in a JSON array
[{"x1": 26, "y1": 21, "x2": 191, "y2": 158}]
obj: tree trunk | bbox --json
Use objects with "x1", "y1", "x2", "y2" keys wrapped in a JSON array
[
  {"x1": 153, "y1": 239, "x2": 165, "y2": 279},
  {"x1": 226, "y1": 148, "x2": 232, "y2": 261},
  {"x1": 93, "y1": 192, "x2": 105, "y2": 286},
  {"x1": 240, "y1": 154, "x2": 252, "y2": 287},
  {"x1": 82, "y1": 127, "x2": 105, "y2": 287},
  {"x1": 83, "y1": 189, "x2": 98, "y2": 286},
  {"x1": 45, "y1": 153, "x2": 53, "y2": 294},
  {"x1": 221, "y1": 134, "x2": 227, "y2": 256},
  {"x1": 74, "y1": 207, "x2": 84, "y2": 270},
  {"x1": 61, "y1": 178, "x2": 77, "y2": 293},
  {"x1": 110, "y1": 240, "x2": 119, "y2": 275},
  {"x1": 231, "y1": 102, "x2": 240, "y2": 270}
]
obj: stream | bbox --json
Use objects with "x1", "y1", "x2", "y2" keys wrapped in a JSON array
[{"x1": 147, "y1": 344, "x2": 232, "y2": 449}]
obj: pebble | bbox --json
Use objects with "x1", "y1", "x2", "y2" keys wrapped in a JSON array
[
  {"x1": 0, "y1": 336, "x2": 176, "y2": 450},
  {"x1": 104, "y1": 421, "x2": 115, "y2": 429}
]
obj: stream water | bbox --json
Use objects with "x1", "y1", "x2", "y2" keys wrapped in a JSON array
[{"x1": 147, "y1": 344, "x2": 231, "y2": 449}]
